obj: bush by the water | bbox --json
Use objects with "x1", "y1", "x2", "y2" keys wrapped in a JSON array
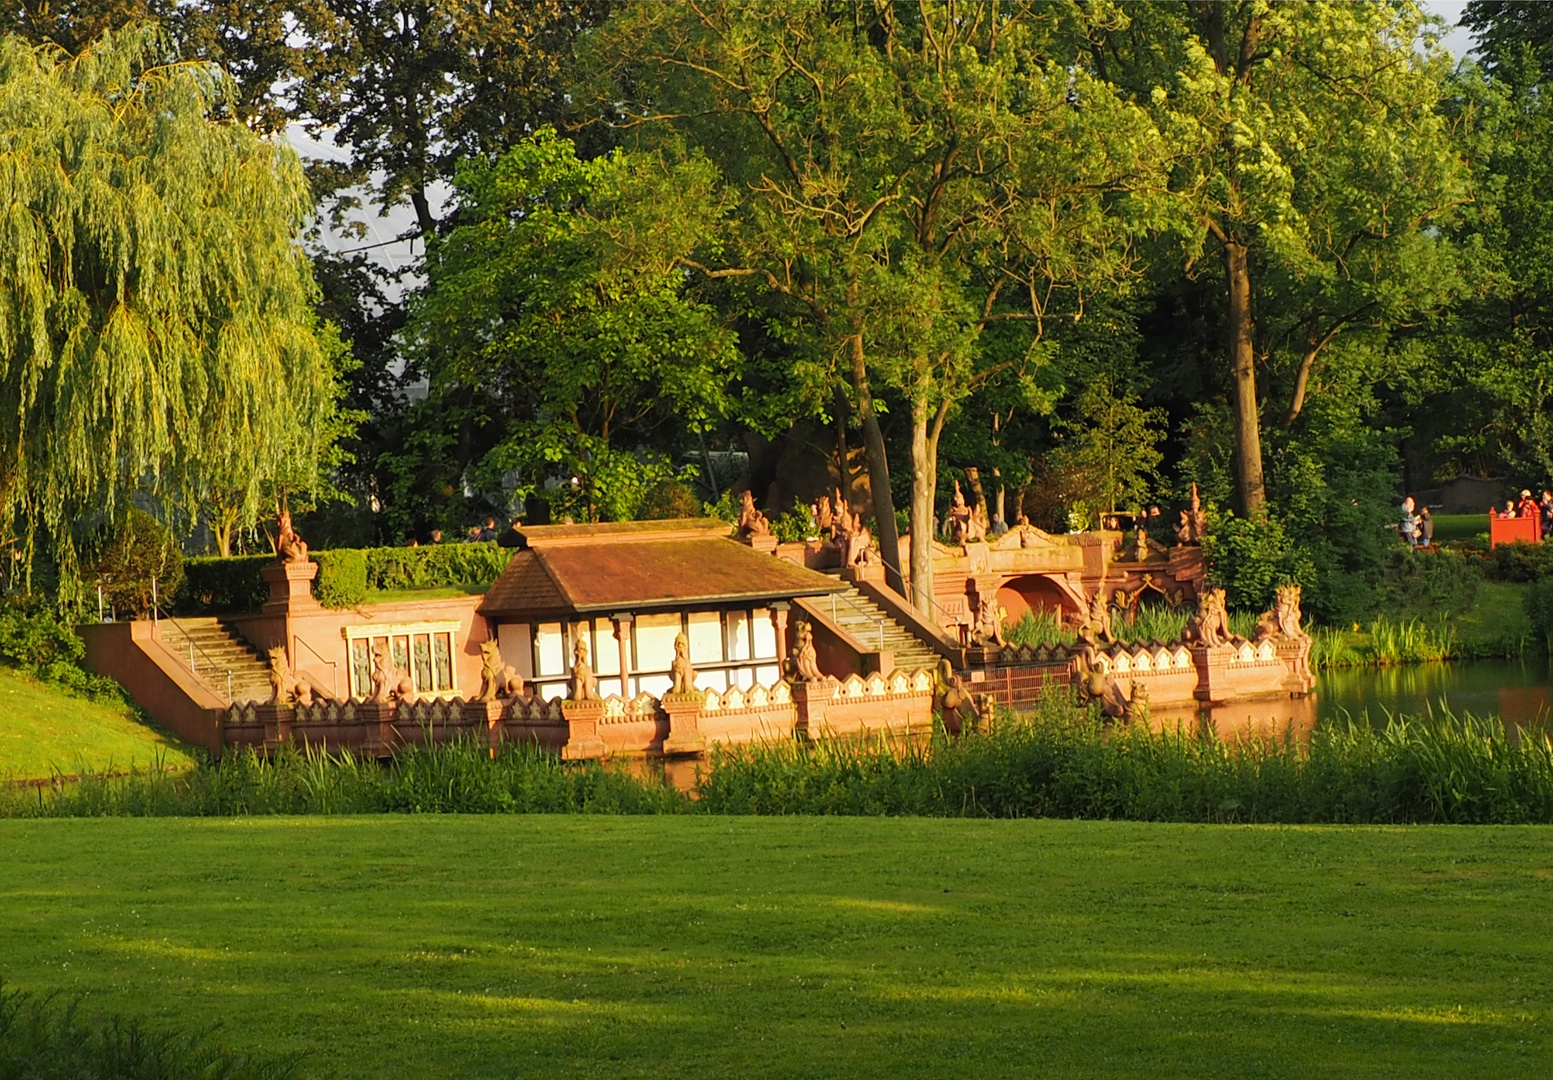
[
  {"x1": 1489, "y1": 540, "x2": 1553, "y2": 582},
  {"x1": 0, "y1": 979, "x2": 304, "y2": 1079},
  {"x1": 8, "y1": 698, "x2": 1553, "y2": 825}
]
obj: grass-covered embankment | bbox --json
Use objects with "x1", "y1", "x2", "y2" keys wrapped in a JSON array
[
  {"x1": 0, "y1": 667, "x2": 194, "y2": 782},
  {"x1": 1, "y1": 815, "x2": 1549, "y2": 1079}
]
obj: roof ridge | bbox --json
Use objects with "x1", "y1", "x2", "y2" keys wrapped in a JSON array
[{"x1": 531, "y1": 549, "x2": 576, "y2": 610}]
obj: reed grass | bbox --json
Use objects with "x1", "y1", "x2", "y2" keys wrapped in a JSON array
[
  {"x1": 1309, "y1": 614, "x2": 1459, "y2": 670},
  {"x1": 9, "y1": 697, "x2": 1553, "y2": 825},
  {"x1": 697, "y1": 699, "x2": 1553, "y2": 824},
  {"x1": 1003, "y1": 609, "x2": 1075, "y2": 648}
]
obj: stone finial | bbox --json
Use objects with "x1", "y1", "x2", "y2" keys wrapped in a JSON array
[
  {"x1": 276, "y1": 508, "x2": 309, "y2": 563},
  {"x1": 267, "y1": 646, "x2": 313, "y2": 707},
  {"x1": 478, "y1": 640, "x2": 523, "y2": 701},
  {"x1": 788, "y1": 620, "x2": 824, "y2": 682},
  {"x1": 570, "y1": 636, "x2": 598, "y2": 702},
  {"x1": 669, "y1": 632, "x2": 697, "y2": 694}
]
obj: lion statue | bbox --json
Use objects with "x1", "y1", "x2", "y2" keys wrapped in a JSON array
[
  {"x1": 268, "y1": 646, "x2": 314, "y2": 707},
  {"x1": 478, "y1": 640, "x2": 523, "y2": 702},
  {"x1": 1184, "y1": 587, "x2": 1228, "y2": 648},
  {"x1": 370, "y1": 639, "x2": 414, "y2": 704}
]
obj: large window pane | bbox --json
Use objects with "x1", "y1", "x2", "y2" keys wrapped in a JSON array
[
  {"x1": 592, "y1": 620, "x2": 620, "y2": 676},
  {"x1": 725, "y1": 610, "x2": 750, "y2": 661},
  {"x1": 687, "y1": 610, "x2": 723, "y2": 664},
  {"x1": 635, "y1": 613, "x2": 681, "y2": 673},
  {"x1": 535, "y1": 622, "x2": 564, "y2": 677},
  {"x1": 752, "y1": 608, "x2": 777, "y2": 659}
]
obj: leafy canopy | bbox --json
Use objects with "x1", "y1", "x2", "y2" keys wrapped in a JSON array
[{"x1": 0, "y1": 27, "x2": 344, "y2": 583}]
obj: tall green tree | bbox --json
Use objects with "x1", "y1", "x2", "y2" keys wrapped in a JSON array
[
  {"x1": 0, "y1": 28, "x2": 345, "y2": 584},
  {"x1": 406, "y1": 130, "x2": 740, "y2": 523},
  {"x1": 586, "y1": 0, "x2": 1166, "y2": 611},
  {"x1": 1088, "y1": 1, "x2": 1470, "y2": 516}
]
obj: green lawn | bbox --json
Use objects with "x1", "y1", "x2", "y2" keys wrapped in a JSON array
[
  {"x1": 1455, "y1": 579, "x2": 1534, "y2": 655},
  {"x1": 1, "y1": 817, "x2": 1549, "y2": 1078},
  {"x1": 0, "y1": 668, "x2": 194, "y2": 781},
  {"x1": 1427, "y1": 513, "x2": 1489, "y2": 544}
]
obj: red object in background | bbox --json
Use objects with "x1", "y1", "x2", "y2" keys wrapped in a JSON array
[{"x1": 1490, "y1": 514, "x2": 1541, "y2": 548}]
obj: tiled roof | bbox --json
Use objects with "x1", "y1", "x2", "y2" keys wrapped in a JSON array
[{"x1": 479, "y1": 533, "x2": 841, "y2": 617}]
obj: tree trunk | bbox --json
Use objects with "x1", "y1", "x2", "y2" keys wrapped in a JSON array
[
  {"x1": 1225, "y1": 240, "x2": 1266, "y2": 516},
  {"x1": 993, "y1": 467, "x2": 1005, "y2": 526},
  {"x1": 833, "y1": 385, "x2": 854, "y2": 508},
  {"x1": 909, "y1": 402, "x2": 936, "y2": 617},
  {"x1": 965, "y1": 466, "x2": 989, "y2": 527},
  {"x1": 849, "y1": 335, "x2": 904, "y2": 595}
]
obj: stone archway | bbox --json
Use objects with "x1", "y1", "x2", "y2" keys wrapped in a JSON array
[{"x1": 994, "y1": 574, "x2": 1081, "y2": 626}]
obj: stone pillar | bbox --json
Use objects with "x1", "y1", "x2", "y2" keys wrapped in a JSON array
[
  {"x1": 560, "y1": 699, "x2": 608, "y2": 760},
  {"x1": 261, "y1": 560, "x2": 319, "y2": 669},
  {"x1": 771, "y1": 603, "x2": 790, "y2": 667},
  {"x1": 1192, "y1": 645, "x2": 1236, "y2": 705},
  {"x1": 465, "y1": 698, "x2": 506, "y2": 758},
  {"x1": 356, "y1": 701, "x2": 398, "y2": 755},
  {"x1": 791, "y1": 679, "x2": 834, "y2": 741},
  {"x1": 612, "y1": 612, "x2": 633, "y2": 699},
  {"x1": 661, "y1": 692, "x2": 707, "y2": 755},
  {"x1": 257, "y1": 703, "x2": 293, "y2": 752}
]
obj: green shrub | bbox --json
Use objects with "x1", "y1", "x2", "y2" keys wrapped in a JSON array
[
  {"x1": 362, "y1": 544, "x2": 508, "y2": 591},
  {"x1": 82, "y1": 509, "x2": 185, "y2": 619},
  {"x1": 1525, "y1": 577, "x2": 1553, "y2": 653},
  {"x1": 1372, "y1": 545, "x2": 1482, "y2": 619},
  {"x1": 0, "y1": 978, "x2": 306, "y2": 1078},
  {"x1": 772, "y1": 499, "x2": 818, "y2": 542},
  {"x1": 0, "y1": 597, "x2": 127, "y2": 702},
  {"x1": 1202, "y1": 511, "x2": 1308, "y2": 613},
  {"x1": 313, "y1": 549, "x2": 367, "y2": 608},
  {"x1": 178, "y1": 555, "x2": 271, "y2": 615},
  {"x1": 639, "y1": 479, "x2": 703, "y2": 520},
  {"x1": 1490, "y1": 540, "x2": 1553, "y2": 582}
]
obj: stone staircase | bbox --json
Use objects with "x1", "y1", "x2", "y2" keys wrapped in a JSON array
[
  {"x1": 818, "y1": 582, "x2": 944, "y2": 674},
  {"x1": 157, "y1": 618, "x2": 273, "y2": 703}
]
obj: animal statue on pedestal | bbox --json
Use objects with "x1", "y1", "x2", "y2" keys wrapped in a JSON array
[
  {"x1": 268, "y1": 646, "x2": 313, "y2": 707},
  {"x1": 478, "y1": 641, "x2": 524, "y2": 701}
]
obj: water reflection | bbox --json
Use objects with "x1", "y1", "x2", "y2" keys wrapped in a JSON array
[{"x1": 1316, "y1": 658, "x2": 1553, "y2": 729}]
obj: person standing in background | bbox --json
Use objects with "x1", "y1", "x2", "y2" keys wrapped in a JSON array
[{"x1": 1418, "y1": 506, "x2": 1434, "y2": 549}]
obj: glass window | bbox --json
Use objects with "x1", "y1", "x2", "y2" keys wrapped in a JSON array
[
  {"x1": 592, "y1": 620, "x2": 620, "y2": 676},
  {"x1": 687, "y1": 610, "x2": 723, "y2": 664},
  {"x1": 637, "y1": 672, "x2": 672, "y2": 698},
  {"x1": 699, "y1": 669, "x2": 728, "y2": 693},
  {"x1": 754, "y1": 664, "x2": 781, "y2": 687},
  {"x1": 752, "y1": 608, "x2": 777, "y2": 659},
  {"x1": 725, "y1": 610, "x2": 751, "y2": 661},
  {"x1": 635, "y1": 613, "x2": 681, "y2": 673},
  {"x1": 535, "y1": 622, "x2": 564, "y2": 677},
  {"x1": 433, "y1": 633, "x2": 453, "y2": 692}
]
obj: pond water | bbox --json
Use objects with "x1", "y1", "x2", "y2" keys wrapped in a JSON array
[{"x1": 1151, "y1": 658, "x2": 1553, "y2": 741}]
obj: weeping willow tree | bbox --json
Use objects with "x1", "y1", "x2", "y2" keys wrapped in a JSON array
[{"x1": 0, "y1": 26, "x2": 346, "y2": 584}]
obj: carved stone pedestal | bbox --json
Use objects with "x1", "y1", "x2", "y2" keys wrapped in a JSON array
[
  {"x1": 257, "y1": 703, "x2": 294, "y2": 750},
  {"x1": 261, "y1": 561, "x2": 320, "y2": 615},
  {"x1": 464, "y1": 699, "x2": 506, "y2": 758},
  {"x1": 559, "y1": 699, "x2": 608, "y2": 760},
  {"x1": 966, "y1": 645, "x2": 1002, "y2": 667},
  {"x1": 1192, "y1": 644, "x2": 1236, "y2": 704},
  {"x1": 661, "y1": 692, "x2": 708, "y2": 755},
  {"x1": 791, "y1": 678, "x2": 836, "y2": 741},
  {"x1": 358, "y1": 701, "x2": 399, "y2": 754},
  {"x1": 743, "y1": 534, "x2": 779, "y2": 555}
]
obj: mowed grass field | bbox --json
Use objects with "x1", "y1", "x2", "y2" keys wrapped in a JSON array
[
  {"x1": 0, "y1": 668, "x2": 194, "y2": 781},
  {"x1": 2, "y1": 817, "x2": 1550, "y2": 1079}
]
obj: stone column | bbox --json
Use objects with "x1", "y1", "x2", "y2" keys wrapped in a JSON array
[
  {"x1": 613, "y1": 613, "x2": 633, "y2": 699},
  {"x1": 771, "y1": 603, "x2": 790, "y2": 667}
]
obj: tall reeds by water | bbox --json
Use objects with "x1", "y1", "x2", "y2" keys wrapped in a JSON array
[{"x1": 6, "y1": 698, "x2": 1553, "y2": 824}]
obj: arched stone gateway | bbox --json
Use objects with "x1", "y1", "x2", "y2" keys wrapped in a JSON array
[{"x1": 993, "y1": 574, "x2": 1084, "y2": 625}]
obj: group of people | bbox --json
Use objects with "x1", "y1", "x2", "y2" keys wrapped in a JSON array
[
  {"x1": 405, "y1": 517, "x2": 502, "y2": 548},
  {"x1": 1397, "y1": 496, "x2": 1435, "y2": 549},
  {"x1": 1494, "y1": 489, "x2": 1553, "y2": 531}
]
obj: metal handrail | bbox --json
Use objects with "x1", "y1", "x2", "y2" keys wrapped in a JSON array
[
  {"x1": 874, "y1": 552, "x2": 961, "y2": 628},
  {"x1": 160, "y1": 617, "x2": 233, "y2": 703},
  {"x1": 828, "y1": 588, "x2": 887, "y2": 653},
  {"x1": 293, "y1": 636, "x2": 339, "y2": 700}
]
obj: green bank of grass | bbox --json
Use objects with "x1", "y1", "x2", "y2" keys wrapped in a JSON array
[
  {"x1": 363, "y1": 583, "x2": 489, "y2": 604},
  {"x1": 0, "y1": 816, "x2": 1548, "y2": 1079},
  {"x1": 0, "y1": 667, "x2": 194, "y2": 782},
  {"x1": 1424, "y1": 513, "x2": 1486, "y2": 544},
  {"x1": 1455, "y1": 579, "x2": 1534, "y2": 656}
]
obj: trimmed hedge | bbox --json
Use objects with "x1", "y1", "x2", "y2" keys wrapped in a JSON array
[
  {"x1": 178, "y1": 554, "x2": 271, "y2": 615},
  {"x1": 313, "y1": 549, "x2": 368, "y2": 608},
  {"x1": 174, "y1": 544, "x2": 512, "y2": 615}
]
